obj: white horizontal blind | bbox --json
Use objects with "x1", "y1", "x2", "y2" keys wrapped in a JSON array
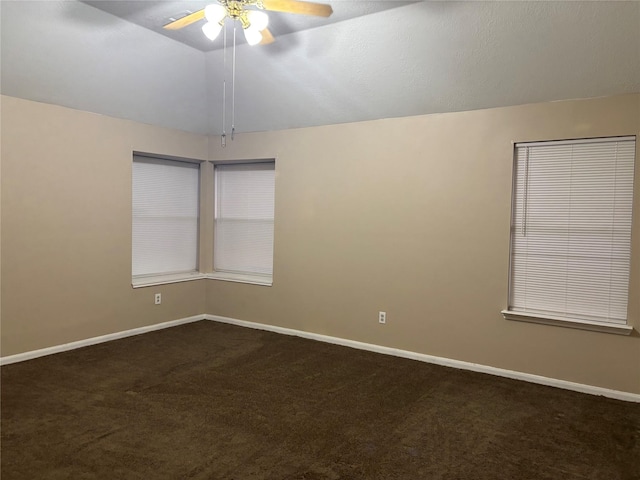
[
  {"x1": 214, "y1": 162, "x2": 275, "y2": 276},
  {"x1": 509, "y1": 137, "x2": 635, "y2": 324},
  {"x1": 132, "y1": 156, "x2": 200, "y2": 276}
]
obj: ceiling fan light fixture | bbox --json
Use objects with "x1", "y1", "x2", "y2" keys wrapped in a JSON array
[
  {"x1": 161, "y1": 0, "x2": 333, "y2": 143},
  {"x1": 246, "y1": 10, "x2": 269, "y2": 31},
  {"x1": 204, "y1": 4, "x2": 226, "y2": 23},
  {"x1": 244, "y1": 26, "x2": 263, "y2": 46},
  {"x1": 202, "y1": 21, "x2": 223, "y2": 41}
]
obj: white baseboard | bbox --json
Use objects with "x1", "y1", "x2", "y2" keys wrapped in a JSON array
[
  {"x1": 205, "y1": 314, "x2": 640, "y2": 403},
  {"x1": 0, "y1": 314, "x2": 206, "y2": 366},
  {"x1": 3, "y1": 312, "x2": 638, "y2": 403}
]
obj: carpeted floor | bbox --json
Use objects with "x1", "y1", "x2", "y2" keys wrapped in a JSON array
[{"x1": 1, "y1": 321, "x2": 639, "y2": 479}]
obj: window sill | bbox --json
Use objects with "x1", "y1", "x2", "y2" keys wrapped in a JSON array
[
  {"x1": 501, "y1": 310, "x2": 633, "y2": 336},
  {"x1": 132, "y1": 272, "x2": 205, "y2": 288},
  {"x1": 206, "y1": 272, "x2": 272, "y2": 286}
]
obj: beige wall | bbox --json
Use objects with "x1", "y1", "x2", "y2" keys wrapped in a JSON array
[
  {"x1": 207, "y1": 94, "x2": 640, "y2": 394},
  {"x1": 1, "y1": 96, "x2": 208, "y2": 355},
  {"x1": 2, "y1": 93, "x2": 639, "y2": 394}
]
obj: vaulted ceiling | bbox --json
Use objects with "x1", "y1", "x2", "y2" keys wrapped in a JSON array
[{"x1": 1, "y1": 1, "x2": 639, "y2": 136}]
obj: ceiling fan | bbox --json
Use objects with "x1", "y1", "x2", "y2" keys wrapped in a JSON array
[{"x1": 164, "y1": 0, "x2": 333, "y2": 46}]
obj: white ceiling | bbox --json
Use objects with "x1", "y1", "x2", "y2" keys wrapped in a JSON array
[
  {"x1": 1, "y1": 1, "x2": 639, "y2": 136},
  {"x1": 81, "y1": 0, "x2": 415, "y2": 51}
]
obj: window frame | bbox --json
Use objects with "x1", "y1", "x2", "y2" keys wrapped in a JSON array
[
  {"x1": 210, "y1": 160, "x2": 276, "y2": 287},
  {"x1": 131, "y1": 153, "x2": 206, "y2": 288},
  {"x1": 501, "y1": 136, "x2": 636, "y2": 335}
]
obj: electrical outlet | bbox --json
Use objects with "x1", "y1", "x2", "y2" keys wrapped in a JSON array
[
  {"x1": 154, "y1": 293, "x2": 162, "y2": 305},
  {"x1": 379, "y1": 311, "x2": 386, "y2": 324}
]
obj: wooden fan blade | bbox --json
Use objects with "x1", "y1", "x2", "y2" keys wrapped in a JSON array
[
  {"x1": 260, "y1": 28, "x2": 275, "y2": 45},
  {"x1": 163, "y1": 9, "x2": 206, "y2": 30},
  {"x1": 261, "y1": 0, "x2": 332, "y2": 17}
]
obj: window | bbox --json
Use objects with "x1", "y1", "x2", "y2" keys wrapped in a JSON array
[
  {"x1": 502, "y1": 136, "x2": 636, "y2": 335},
  {"x1": 132, "y1": 155, "x2": 200, "y2": 281},
  {"x1": 213, "y1": 162, "x2": 275, "y2": 284}
]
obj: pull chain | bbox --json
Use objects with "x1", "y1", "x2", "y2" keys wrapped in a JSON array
[
  {"x1": 231, "y1": 21, "x2": 237, "y2": 141},
  {"x1": 221, "y1": 23, "x2": 227, "y2": 147}
]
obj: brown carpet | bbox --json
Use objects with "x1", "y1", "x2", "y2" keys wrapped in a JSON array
[{"x1": 1, "y1": 321, "x2": 639, "y2": 480}]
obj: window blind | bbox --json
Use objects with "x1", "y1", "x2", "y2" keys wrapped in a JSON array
[
  {"x1": 508, "y1": 137, "x2": 635, "y2": 325},
  {"x1": 132, "y1": 156, "x2": 200, "y2": 277},
  {"x1": 214, "y1": 162, "x2": 275, "y2": 276}
]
